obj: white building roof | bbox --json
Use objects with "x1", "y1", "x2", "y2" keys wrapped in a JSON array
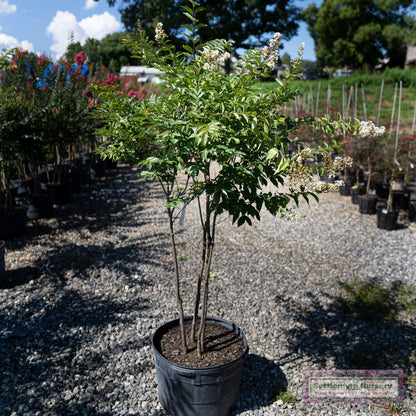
[{"x1": 119, "y1": 66, "x2": 164, "y2": 76}]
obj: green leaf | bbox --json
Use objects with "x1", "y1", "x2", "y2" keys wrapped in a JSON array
[
  {"x1": 266, "y1": 148, "x2": 279, "y2": 161},
  {"x1": 183, "y1": 45, "x2": 194, "y2": 54}
]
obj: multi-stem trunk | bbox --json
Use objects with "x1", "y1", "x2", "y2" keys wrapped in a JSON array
[
  {"x1": 191, "y1": 225, "x2": 207, "y2": 342},
  {"x1": 196, "y1": 203, "x2": 217, "y2": 357},
  {"x1": 365, "y1": 164, "x2": 372, "y2": 197},
  {"x1": 197, "y1": 234, "x2": 215, "y2": 357},
  {"x1": 167, "y1": 208, "x2": 188, "y2": 355},
  {"x1": 387, "y1": 175, "x2": 394, "y2": 212}
]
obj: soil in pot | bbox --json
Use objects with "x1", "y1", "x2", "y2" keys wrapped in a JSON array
[{"x1": 159, "y1": 321, "x2": 246, "y2": 368}]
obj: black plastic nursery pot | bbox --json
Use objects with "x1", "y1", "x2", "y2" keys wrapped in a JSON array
[
  {"x1": 26, "y1": 193, "x2": 54, "y2": 220},
  {"x1": 358, "y1": 195, "x2": 378, "y2": 215},
  {"x1": 377, "y1": 206, "x2": 399, "y2": 231},
  {"x1": 50, "y1": 180, "x2": 73, "y2": 205},
  {"x1": 350, "y1": 186, "x2": 365, "y2": 204},
  {"x1": 0, "y1": 240, "x2": 5, "y2": 284},
  {"x1": 0, "y1": 209, "x2": 26, "y2": 240},
  {"x1": 339, "y1": 182, "x2": 351, "y2": 196},
  {"x1": 152, "y1": 316, "x2": 249, "y2": 416},
  {"x1": 409, "y1": 202, "x2": 416, "y2": 222}
]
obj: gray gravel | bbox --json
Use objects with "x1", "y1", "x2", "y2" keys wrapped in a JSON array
[{"x1": 1, "y1": 165, "x2": 415, "y2": 416}]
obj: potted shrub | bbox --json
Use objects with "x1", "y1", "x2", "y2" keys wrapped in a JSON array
[
  {"x1": 376, "y1": 133, "x2": 415, "y2": 230},
  {"x1": 0, "y1": 49, "x2": 28, "y2": 239},
  {"x1": 37, "y1": 51, "x2": 96, "y2": 203},
  {"x1": 93, "y1": 2, "x2": 355, "y2": 414},
  {"x1": 353, "y1": 121, "x2": 386, "y2": 214}
]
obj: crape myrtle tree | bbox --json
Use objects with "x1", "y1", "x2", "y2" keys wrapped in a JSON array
[
  {"x1": 93, "y1": 0, "x2": 301, "y2": 51},
  {"x1": 302, "y1": 0, "x2": 416, "y2": 70}
]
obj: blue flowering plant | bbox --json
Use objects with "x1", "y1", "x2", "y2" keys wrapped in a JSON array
[{"x1": 94, "y1": 0, "x2": 355, "y2": 359}]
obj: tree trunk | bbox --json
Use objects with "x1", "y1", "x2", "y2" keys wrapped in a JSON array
[{"x1": 168, "y1": 208, "x2": 188, "y2": 355}]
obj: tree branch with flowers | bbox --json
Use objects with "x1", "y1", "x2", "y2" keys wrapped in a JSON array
[{"x1": 94, "y1": 0, "x2": 358, "y2": 360}]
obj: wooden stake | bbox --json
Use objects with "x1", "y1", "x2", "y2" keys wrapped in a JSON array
[
  {"x1": 389, "y1": 83, "x2": 398, "y2": 139},
  {"x1": 354, "y1": 83, "x2": 358, "y2": 119},
  {"x1": 346, "y1": 85, "x2": 353, "y2": 118},
  {"x1": 377, "y1": 79, "x2": 384, "y2": 126},
  {"x1": 361, "y1": 83, "x2": 367, "y2": 121},
  {"x1": 315, "y1": 81, "x2": 321, "y2": 115},
  {"x1": 326, "y1": 84, "x2": 331, "y2": 114},
  {"x1": 394, "y1": 81, "x2": 402, "y2": 161}
]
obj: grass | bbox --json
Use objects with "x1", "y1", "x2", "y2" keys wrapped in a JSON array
[
  {"x1": 63, "y1": 254, "x2": 97, "y2": 270},
  {"x1": 256, "y1": 70, "x2": 416, "y2": 135},
  {"x1": 337, "y1": 278, "x2": 416, "y2": 323},
  {"x1": 273, "y1": 383, "x2": 297, "y2": 404}
]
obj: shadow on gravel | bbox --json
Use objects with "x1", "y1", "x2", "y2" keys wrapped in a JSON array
[
  {"x1": 2, "y1": 166, "x2": 172, "y2": 287},
  {"x1": 0, "y1": 266, "x2": 40, "y2": 289},
  {"x1": 0, "y1": 286, "x2": 150, "y2": 415},
  {"x1": 231, "y1": 354, "x2": 287, "y2": 415},
  {"x1": 276, "y1": 283, "x2": 416, "y2": 374}
]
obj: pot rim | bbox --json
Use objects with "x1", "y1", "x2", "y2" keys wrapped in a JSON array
[{"x1": 152, "y1": 315, "x2": 249, "y2": 372}]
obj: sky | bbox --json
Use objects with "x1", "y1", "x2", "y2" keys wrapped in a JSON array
[{"x1": 0, "y1": 0, "x2": 322, "y2": 63}]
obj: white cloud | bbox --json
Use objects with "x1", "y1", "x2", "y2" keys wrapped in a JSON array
[
  {"x1": 0, "y1": 33, "x2": 33, "y2": 51},
  {"x1": 84, "y1": 0, "x2": 98, "y2": 10},
  {"x1": 0, "y1": 0, "x2": 17, "y2": 14},
  {"x1": 46, "y1": 10, "x2": 121, "y2": 58},
  {"x1": 79, "y1": 12, "x2": 121, "y2": 40}
]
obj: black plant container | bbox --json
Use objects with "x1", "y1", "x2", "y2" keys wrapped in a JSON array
[
  {"x1": 152, "y1": 316, "x2": 248, "y2": 416},
  {"x1": 377, "y1": 206, "x2": 399, "y2": 230},
  {"x1": 0, "y1": 240, "x2": 5, "y2": 284},
  {"x1": 339, "y1": 182, "x2": 351, "y2": 196},
  {"x1": 375, "y1": 182, "x2": 389, "y2": 200},
  {"x1": 50, "y1": 179, "x2": 72, "y2": 205},
  {"x1": 351, "y1": 186, "x2": 365, "y2": 204},
  {"x1": 358, "y1": 195, "x2": 378, "y2": 215},
  {"x1": 26, "y1": 193, "x2": 54, "y2": 220},
  {"x1": 409, "y1": 202, "x2": 416, "y2": 222},
  {"x1": 0, "y1": 209, "x2": 26, "y2": 240}
]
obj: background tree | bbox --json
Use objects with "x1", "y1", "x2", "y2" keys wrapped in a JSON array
[
  {"x1": 94, "y1": 0, "x2": 301, "y2": 50},
  {"x1": 99, "y1": 32, "x2": 138, "y2": 73},
  {"x1": 302, "y1": 0, "x2": 416, "y2": 70},
  {"x1": 83, "y1": 37, "x2": 102, "y2": 74},
  {"x1": 65, "y1": 33, "x2": 83, "y2": 63}
]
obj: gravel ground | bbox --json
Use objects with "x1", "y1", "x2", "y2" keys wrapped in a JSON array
[{"x1": 1, "y1": 165, "x2": 415, "y2": 416}]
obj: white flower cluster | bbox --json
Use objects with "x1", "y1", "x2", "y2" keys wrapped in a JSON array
[
  {"x1": 323, "y1": 154, "x2": 353, "y2": 178},
  {"x1": 260, "y1": 32, "x2": 282, "y2": 69},
  {"x1": 200, "y1": 48, "x2": 230, "y2": 71},
  {"x1": 357, "y1": 120, "x2": 385, "y2": 138},
  {"x1": 333, "y1": 122, "x2": 346, "y2": 136},
  {"x1": 310, "y1": 180, "x2": 344, "y2": 193},
  {"x1": 155, "y1": 22, "x2": 168, "y2": 42},
  {"x1": 287, "y1": 148, "x2": 352, "y2": 194},
  {"x1": 282, "y1": 207, "x2": 305, "y2": 222},
  {"x1": 291, "y1": 42, "x2": 305, "y2": 66}
]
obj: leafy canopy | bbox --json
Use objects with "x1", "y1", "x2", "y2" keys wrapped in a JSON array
[
  {"x1": 94, "y1": 0, "x2": 301, "y2": 51},
  {"x1": 94, "y1": 1, "x2": 354, "y2": 226},
  {"x1": 302, "y1": 0, "x2": 416, "y2": 70}
]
